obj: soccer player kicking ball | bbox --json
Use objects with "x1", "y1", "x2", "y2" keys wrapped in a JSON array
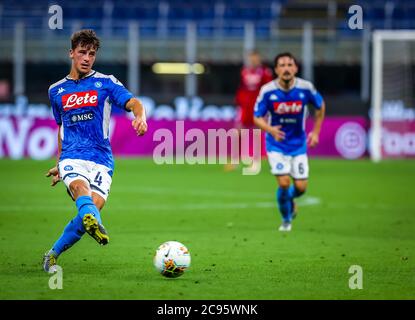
[
  {"x1": 43, "y1": 29, "x2": 148, "y2": 271},
  {"x1": 253, "y1": 52, "x2": 325, "y2": 232}
]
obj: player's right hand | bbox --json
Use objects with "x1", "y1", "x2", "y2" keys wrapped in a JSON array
[
  {"x1": 269, "y1": 125, "x2": 286, "y2": 142},
  {"x1": 132, "y1": 117, "x2": 148, "y2": 136},
  {"x1": 46, "y1": 166, "x2": 60, "y2": 187}
]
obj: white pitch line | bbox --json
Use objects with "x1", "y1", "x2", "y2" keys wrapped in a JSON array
[
  {"x1": 0, "y1": 196, "x2": 321, "y2": 212},
  {"x1": 0, "y1": 197, "x2": 411, "y2": 213}
]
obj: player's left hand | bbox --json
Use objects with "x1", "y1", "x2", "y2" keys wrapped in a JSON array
[
  {"x1": 307, "y1": 132, "x2": 319, "y2": 148},
  {"x1": 132, "y1": 117, "x2": 148, "y2": 136},
  {"x1": 46, "y1": 166, "x2": 61, "y2": 186}
]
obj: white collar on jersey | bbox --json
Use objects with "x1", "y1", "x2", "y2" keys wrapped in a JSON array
[
  {"x1": 275, "y1": 77, "x2": 297, "y2": 91},
  {"x1": 66, "y1": 70, "x2": 96, "y2": 81}
]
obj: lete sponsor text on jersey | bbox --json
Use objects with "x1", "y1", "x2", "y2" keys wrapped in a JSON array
[
  {"x1": 62, "y1": 90, "x2": 99, "y2": 111},
  {"x1": 273, "y1": 100, "x2": 303, "y2": 114}
]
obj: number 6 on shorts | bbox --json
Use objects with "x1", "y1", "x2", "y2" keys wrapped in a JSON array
[{"x1": 292, "y1": 154, "x2": 309, "y2": 180}]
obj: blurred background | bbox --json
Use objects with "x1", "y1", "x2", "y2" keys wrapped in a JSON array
[{"x1": 0, "y1": 0, "x2": 414, "y2": 160}]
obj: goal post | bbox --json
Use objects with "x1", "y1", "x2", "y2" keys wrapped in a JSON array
[{"x1": 370, "y1": 30, "x2": 415, "y2": 162}]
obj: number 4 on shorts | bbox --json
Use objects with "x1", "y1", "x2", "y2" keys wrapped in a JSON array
[{"x1": 94, "y1": 172, "x2": 103, "y2": 186}]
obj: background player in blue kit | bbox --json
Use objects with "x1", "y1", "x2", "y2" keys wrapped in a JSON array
[
  {"x1": 253, "y1": 52, "x2": 325, "y2": 232},
  {"x1": 43, "y1": 30, "x2": 148, "y2": 271}
]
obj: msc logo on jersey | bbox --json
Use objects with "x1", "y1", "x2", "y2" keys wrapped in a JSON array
[
  {"x1": 273, "y1": 101, "x2": 303, "y2": 114},
  {"x1": 62, "y1": 90, "x2": 98, "y2": 111},
  {"x1": 70, "y1": 112, "x2": 94, "y2": 123}
]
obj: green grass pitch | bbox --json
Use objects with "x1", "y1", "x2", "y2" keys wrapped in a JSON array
[{"x1": 0, "y1": 158, "x2": 414, "y2": 300}]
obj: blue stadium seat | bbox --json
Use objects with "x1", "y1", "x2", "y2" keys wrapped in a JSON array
[{"x1": 1, "y1": 0, "x2": 414, "y2": 39}]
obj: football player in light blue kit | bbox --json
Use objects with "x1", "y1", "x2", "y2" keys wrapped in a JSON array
[
  {"x1": 43, "y1": 30, "x2": 148, "y2": 271},
  {"x1": 254, "y1": 52, "x2": 325, "y2": 231}
]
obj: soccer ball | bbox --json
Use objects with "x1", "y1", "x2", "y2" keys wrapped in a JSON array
[{"x1": 153, "y1": 241, "x2": 191, "y2": 278}]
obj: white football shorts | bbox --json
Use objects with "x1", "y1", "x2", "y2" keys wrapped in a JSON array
[
  {"x1": 267, "y1": 151, "x2": 309, "y2": 180},
  {"x1": 58, "y1": 159, "x2": 113, "y2": 201}
]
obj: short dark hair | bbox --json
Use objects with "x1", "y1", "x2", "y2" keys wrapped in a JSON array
[
  {"x1": 71, "y1": 29, "x2": 100, "y2": 51},
  {"x1": 274, "y1": 52, "x2": 297, "y2": 68}
]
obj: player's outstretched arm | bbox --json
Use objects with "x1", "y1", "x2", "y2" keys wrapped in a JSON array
[
  {"x1": 253, "y1": 116, "x2": 286, "y2": 141},
  {"x1": 126, "y1": 98, "x2": 148, "y2": 136},
  {"x1": 307, "y1": 102, "x2": 326, "y2": 148},
  {"x1": 46, "y1": 125, "x2": 62, "y2": 186}
]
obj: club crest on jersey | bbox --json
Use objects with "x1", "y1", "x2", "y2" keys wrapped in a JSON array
[
  {"x1": 62, "y1": 90, "x2": 98, "y2": 111},
  {"x1": 94, "y1": 81, "x2": 102, "y2": 88},
  {"x1": 273, "y1": 100, "x2": 303, "y2": 114}
]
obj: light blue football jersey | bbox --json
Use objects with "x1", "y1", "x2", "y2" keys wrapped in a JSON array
[
  {"x1": 48, "y1": 70, "x2": 134, "y2": 170},
  {"x1": 254, "y1": 77, "x2": 324, "y2": 156}
]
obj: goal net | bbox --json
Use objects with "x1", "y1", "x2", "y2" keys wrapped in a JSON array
[{"x1": 370, "y1": 30, "x2": 415, "y2": 161}]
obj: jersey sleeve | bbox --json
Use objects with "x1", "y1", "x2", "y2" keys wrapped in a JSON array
[
  {"x1": 253, "y1": 86, "x2": 269, "y2": 117},
  {"x1": 48, "y1": 89, "x2": 62, "y2": 125},
  {"x1": 107, "y1": 75, "x2": 134, "y2": 111},
  {"x1": 307, "y1": 83, "x2": 324, "y2": 109}
]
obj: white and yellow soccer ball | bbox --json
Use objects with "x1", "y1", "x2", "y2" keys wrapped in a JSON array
[{"x1": 153, "y1": 241, "x2": 191, "y2": 278}]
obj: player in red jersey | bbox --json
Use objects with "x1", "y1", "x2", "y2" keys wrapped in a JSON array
[
  {"x1": 225, "y1": 51, "x2": 273, "y2": 171},
  {"x1": 236, "y1": 50, "x2": 273, "y2": 129}
]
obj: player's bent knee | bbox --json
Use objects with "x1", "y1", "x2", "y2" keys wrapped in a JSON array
[
  {"x1": 69, "y1": 180, "x2": 91, "y2": 198},
  {"x1": 276, "y1": 176, "x2": 291, "y2": 189},
  {"x1": 296, "y1": 187, "x2": 306, "y2": 196},
  {"x1": 279, "y1": 181, "x2": 291, "y2": 189},
  {"x1": 294, "y1": 181, "x2": 307, "y2": 195}
]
